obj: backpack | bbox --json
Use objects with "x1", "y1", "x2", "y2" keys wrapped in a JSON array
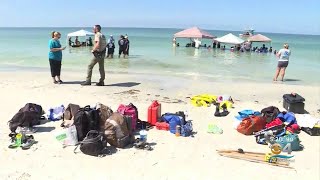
[
  {"x1": 63, "y1": 103, "x2": 80, "y2": 120},
  {"x1": 181, "y1": 121, "x2": 193, "y2": 137},
  {"x1": 237, "y1": 116, "x2": 267, "y2": 135},
  {"x1": 74, "y1": 130, "x2": 105, "y2": 156},
  {"x1": 117, "y1": 103, "x2": 138, "y2": 131},
  {"x1": 95, "y1": 103, "x2": 113, "y2": 131},
  {"x1": 8, "y1": 103, "x2": 45, "y2": 133},
  {"x1": 261, "y1": 106, "x2": 280, "y2": 123},
  {"x1": 161, "y1": 113, "x2": 185, "y2": 134},
  {"x1": 102, "y1": 112, "x2": 134, "y2": 148},
  {"x1": 73, "y1": 106, "x2": 101, "y2": 141}
]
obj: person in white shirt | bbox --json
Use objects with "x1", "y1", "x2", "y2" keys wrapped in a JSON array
[
  {"x1": 194, "y1": 38, "x2": 201, "y2": 48},
  {"x1": 172, "y1": 37, "x2": 177, "y2": 46},
  {"x1": 273, "y1": 43, "x2": 291, "y2": 81}
]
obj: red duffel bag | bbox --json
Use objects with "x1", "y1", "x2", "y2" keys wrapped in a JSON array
[{"x1": 237, "y1": 116, "x2": 267, "y2": 135}]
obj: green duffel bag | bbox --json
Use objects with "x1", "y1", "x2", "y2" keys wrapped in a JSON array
[{"x1": 275, "y1": 134, "x2": 303, "y2": 151}]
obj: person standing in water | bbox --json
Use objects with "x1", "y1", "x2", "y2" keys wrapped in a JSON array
[
  {"x1": 273, "y1": 43, "x2": 291, "y2": 81},
  {"x1": 108, "y1": 35, "x2": 115, "y2": 43},
  {"x1": 172, "y1": 37, "x2": 177, "y2": 46},
  {"x1": 81, "y1": 25, "x2": 107, "y2": 86},
  {"x1": 48, "y1": 31, "x2": 66, "y2": 84},
  {"x1": 118, "y1": 35, "x2": 125, "y2": 58},
  {"x1": 123, "y1": 35, "x2": 130, "y2": 58},
  {"x1": 107, "y1": 38, "x2": 115, "y2": 58}
]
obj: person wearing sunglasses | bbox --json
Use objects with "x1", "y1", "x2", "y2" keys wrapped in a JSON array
[{"x1": 48, "y1": 31, "x2": 66, "y2": 84}]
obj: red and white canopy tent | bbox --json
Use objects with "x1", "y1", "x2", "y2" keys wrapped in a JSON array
[
  {"x1": 174, "y1": 27, "x2": 216, "y2": 39},
  {"x1": 247, "y1": 34, "x2": 272, "y2": 42}
]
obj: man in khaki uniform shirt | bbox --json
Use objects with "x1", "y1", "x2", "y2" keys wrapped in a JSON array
[{"x1": 81, "y1": 25, "x2": 107, "y2": 86}]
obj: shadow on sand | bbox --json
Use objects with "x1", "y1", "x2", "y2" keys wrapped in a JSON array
[
  {"x1": 61, "y1": 81, "x2": 84, "y2": 85},
  {"x1": 284, "y1": 79, "x2": 302, "y2": 82},
  {"x1": 35, "y1": 126, "x2": 56, "y2": 133},
  {"x1": 105, "y1": 82, "x2": 140, "y2": 87}
]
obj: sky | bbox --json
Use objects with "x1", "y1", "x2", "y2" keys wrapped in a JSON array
[{"x1": 0, "y1": 0, "x2": 319, "y2": 35}]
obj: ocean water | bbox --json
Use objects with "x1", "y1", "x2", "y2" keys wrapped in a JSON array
[{"x1": 0, "y1": 27, "x2": 319, "y2": 85}]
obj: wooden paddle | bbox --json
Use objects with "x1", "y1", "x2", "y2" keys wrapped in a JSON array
[{"x1": 216, "y1": 149, "x2": 293, "y2": 169}]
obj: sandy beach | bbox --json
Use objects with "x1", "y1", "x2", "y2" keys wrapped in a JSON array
[{"x1": 0, "y1": 71, "x2": 319, "y2": 180}]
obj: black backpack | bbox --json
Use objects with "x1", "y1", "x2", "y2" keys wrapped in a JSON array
[
  {"x1": 73, "y1": 106, "x2": 100, "y2": 141},
  {"x1": 74, "y1": 130, "x2": 106, "y2": 156},
  {"x1": 261, "y1": 106, "x2": 280, "y2": 123},
  {"x1": 8, "y1": 103, "x2": 45, "y2": 133}
]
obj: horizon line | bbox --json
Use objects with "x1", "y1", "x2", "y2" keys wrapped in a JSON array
[{"x1": 0, "y1": 26, "x2": 319, "y2": 36}]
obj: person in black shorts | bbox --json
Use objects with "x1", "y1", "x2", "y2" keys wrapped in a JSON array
[
  {"x1": 123, "y1": 35, "x2": 130, "y2": 58},
  {"x1": 273, "y1": 43, "x2": 291, "y2": 81},
  {"x1": 118, "y1": 35, "x2": 125, "y2": 58},
  {"x1": 107, "y1": 40, "x2": 115, "y2": 58}
]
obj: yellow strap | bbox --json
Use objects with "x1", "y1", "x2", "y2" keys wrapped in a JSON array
[{"x1": 191, "y1": 98, "x2": 209, "y2": 107}]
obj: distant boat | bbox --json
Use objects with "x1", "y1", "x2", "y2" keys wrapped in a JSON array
[{"x1": 239, "y1": 29, "x2": 255, "y2": 38}]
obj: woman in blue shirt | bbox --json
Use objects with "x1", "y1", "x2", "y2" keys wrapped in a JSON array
[{"x1": 49, "y1": 31, "x2": 66, "y2": 84}]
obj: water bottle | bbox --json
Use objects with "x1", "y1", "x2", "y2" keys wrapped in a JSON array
[
  {"x1": 16, "y1": 133, "x2": 22, "y2": 147},
  {"x1": 175, "y1": 125, "x2": 181, "y2": 137},
  {"x1": 184, "y1": 110, "x2": 189, "y2": 121},
  {"x1": 139, "y1": 130, "x2": 147, "y2": 142}
]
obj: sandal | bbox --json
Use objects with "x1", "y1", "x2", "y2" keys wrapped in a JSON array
[
  {"x1": 58, "y1": 80, "x2": 63, "y2": 84},
  {"x1": 21, "y1": 139, "x2": 37, "y2": 150},
  {"x1": 21, "y1": 135, "x2": 36, "y2": 150},
  {"x1": 133, "y1": 139, "x2": 153, "y2": 151}
]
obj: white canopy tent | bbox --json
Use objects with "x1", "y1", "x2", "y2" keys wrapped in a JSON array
[
  {"x1": 214, "y1": 33, "x2": 245, "y2": 45},
  {"x1": 67, "y1": 29, "x2": 95, "y2": 47},
  {"x1": 67, "y1": 29, "x2": 95, "y2": 37}
]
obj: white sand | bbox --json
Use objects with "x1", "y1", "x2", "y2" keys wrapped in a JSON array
[{"x1": 0, "y1": 71, "x2": 319, "y2": 180}]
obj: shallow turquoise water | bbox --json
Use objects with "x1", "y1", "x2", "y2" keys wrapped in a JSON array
[{"x1": 0, "y1": 27, "x2": 319, "y2": 85}]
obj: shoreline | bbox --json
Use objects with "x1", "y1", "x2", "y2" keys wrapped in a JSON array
[{"x1": 0, "y1": 64, "x2": 319, "y2": 86}]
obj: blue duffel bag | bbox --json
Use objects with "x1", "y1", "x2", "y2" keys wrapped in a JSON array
[{"x1": 162, "y1": 113, "x2": 183, "y2": 134}]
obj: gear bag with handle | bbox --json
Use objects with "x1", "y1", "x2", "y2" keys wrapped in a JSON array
[
  {"x1": 102, "y1": 112, "x2": 134, "y2": 148},
  {"x1": 73, "y1": 105, "x2": 100, "y2": 141},
  {"x1": 161, "y1": 111, "x2": 186, "y2": 134},
  {"x1": 8, "y1": 103, "x2": 45, "y2": 133},
  {"x1": 237, "y1": 116, "x2": 267, "y2": 135},
  {"x1": 74, "y1": 130, "x2": 105, "y2": 156},
  {"x1": 117, "y1": 103, "x2": 138, "y2": 131},
  {"x1": 261, "y1": 106, "x2": 280, "y2": 123}
]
